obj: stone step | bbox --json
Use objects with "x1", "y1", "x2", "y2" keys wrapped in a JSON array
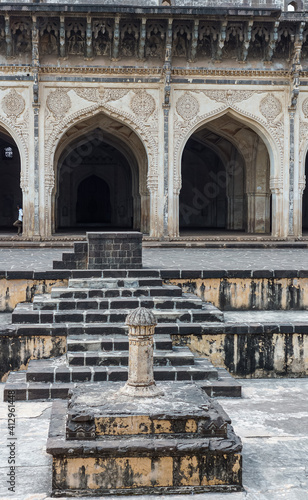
[
  {"x1": 68, "y1": 277, "x2": 164, "y2": 289},
  {"x1": 12, "y1": 304, "x2": 218, "y2": 324},
  {"x1": 10, "y1": 322, "x2": 212, "y2": 337},
  {"x1": 23, "y1": 357, "x2": 218, "y2": 383},
  {"x1": 32, "y1": 295, "x2": 204, "y2": 311},
  {"x1": 4, "y1": 368, "x2": 241, "y2": 401},
  {"x1": 67, "y1": 347, "x2": 195, "y2": 367},
  {"x1": 67, "y1": 335, "x2": 173, "y2": 352},
  {"x1": 51, "y1": 285, "x2": 183, "y2": 299}
]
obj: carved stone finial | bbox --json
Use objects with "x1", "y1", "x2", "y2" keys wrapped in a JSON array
[
  {"x1": 121, "y1": 307, "x2": 163, "y2": 398},
  {"x1": 126, "y1": 306, "x2": 156, "y2": 327}
]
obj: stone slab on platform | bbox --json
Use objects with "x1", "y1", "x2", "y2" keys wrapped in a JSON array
[
  {"x1": 65, "y1": 382, "x2": 230, "y2": 439},
  {"x1": 47, "y1": 382, "x2": 242, "y2": 495}
]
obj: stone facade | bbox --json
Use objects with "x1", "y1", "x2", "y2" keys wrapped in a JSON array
[{"x1": 1, "y1": 1, "x2": 308, "y2": 240}]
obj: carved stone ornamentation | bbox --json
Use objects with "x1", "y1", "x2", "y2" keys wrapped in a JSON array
[
  {"x1": 302, "y1": 98, "x2": 308, "y2": 119},
  {"x1": 47, "y1": 89, "x2": 71, "y2": 120},
  {"x1": 74, "y1": 88, "x2": 100, "y2": 102},
  {"x1": 120, "y1": 22, "x2": 139, "y2": 58},
  {"x1": 104, "y1": 89, "x2": 130, "y2": 102},
  {"x1": 259, "y1": 94, "x2": 282, "y2": 122},
  {"x1": 176, "y1": 92, "x2": 200, "y2": 121},
  {"x1": 39, "y1": 19, "x2": 59, "y2": 55},
  {"x1": 145, "y1": 22, "x2": 166, "y2": 58},
  {"x1": 93, "y1": 20, "x2": 112, "y2": 57},
  {"x1": 203, "y1": 90, "x2": 255, "y2": 105},
  {"x1": 66, "y1": 21, "x2": 85, "y2": 56},
  {"x1": 130, "y1": 90, "x2": 155, "y2": 121},
  {"x1": 2, "y1": 89, "x2": 25, "y2": 119}
]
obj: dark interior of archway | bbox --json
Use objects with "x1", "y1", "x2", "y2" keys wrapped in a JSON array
[
  {"x1": 0, "y1": 130, "x2": 22, "y2": 231},
  {"x1": 57, "y1": 133, "x2": 134, "y2": 230},
  {"x1": 180, "y1": 136, "x2": 229, "y2": 232},
  {"x1": 302, "y1": 155, "x2": 308, "y2": 230},
  {"x1": 76, "y1": 175, "x2": 111, "y2": 223}
]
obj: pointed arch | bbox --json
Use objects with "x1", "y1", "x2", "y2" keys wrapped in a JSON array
[
  {"x1": 175, "y1": 106, "x2": 281, "y2": 189},
  {"x1": 0, "y1": 120, "x2": 24, "y2": 231},
  {"x1": 172, "y1": 105, "x2": 281, "y2": 238},
  {"x1": 44, "y1": 103, "x2": 157, "y2": 236}
]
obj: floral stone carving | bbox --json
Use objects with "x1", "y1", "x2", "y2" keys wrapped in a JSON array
[
  {"x1": 259, "y1": 94, "x2": 282, "y2": 122},
  {"x1": 176, "y1": 92, "x2": 200, "y2": 121},
  {"x1": 74, "y1": 88, "x2": 100, "y2": 102},
  {"x1": 203, "y1": 90, "x2": 255, "y2": 105},
  {"x1": 2, "y1": 89, "x2": 25, "y2": 119},
  {"x1": 302, "y1": 98, "x2": 308, "y2": 119},
  {"x1": 130, "y1": 90, "x2": 156, "y2": 121},
  {"x1": 47, "y1": 89, "x2": 72, "y2": 120}
]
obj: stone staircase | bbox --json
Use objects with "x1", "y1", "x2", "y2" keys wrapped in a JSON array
[{"x1": 4, "y1": 269, "x2": 241, "y2": 400}]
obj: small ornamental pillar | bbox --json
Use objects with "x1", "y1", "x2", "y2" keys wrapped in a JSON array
[{"x1": 121, "y1": 307, "x2": 163, "y2": 397}]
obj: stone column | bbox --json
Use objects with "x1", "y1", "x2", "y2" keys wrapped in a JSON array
[{"x1": 121, "y1": 307, "x2": 163, "y2": 398}]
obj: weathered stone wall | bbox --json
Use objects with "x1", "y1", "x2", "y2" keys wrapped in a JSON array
[
  {"x1": 168, "y1": 275, "x2": 308, "y2": 310},
  {"x1": 173, "y1": 331, "x2": 308, "y2": 378},
  {"x1": 0, "y1": 275, "x2": 68, "y2": 311},
  {"x1": 0, "y1": 334, "x2": 66, "y2": 382}
]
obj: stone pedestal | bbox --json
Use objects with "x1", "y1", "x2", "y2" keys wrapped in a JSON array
[
  {"x1": 47, "y1": 383, "x2": 242, "y2": 496},
  {"x1": 121, "y1": 307, "x2": 163, "y2": 397},
  {"x1": 87, "y1": 232, "x2": 142, "y2": 269},
  {"x1": 46, "y1": 307, "x2": 242, "y2": 495}
]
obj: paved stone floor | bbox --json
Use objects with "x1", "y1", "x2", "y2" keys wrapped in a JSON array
[
  {"x1": 1, "y1": 247, "x2": 308, "y2": 270},
  {"x1": 0, "y1": 379, "x2": 307, "y2": 500}
]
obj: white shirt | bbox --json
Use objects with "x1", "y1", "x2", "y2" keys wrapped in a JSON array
[{"x1": 18, "y1": 209, "x2": 23, "y2": 222}]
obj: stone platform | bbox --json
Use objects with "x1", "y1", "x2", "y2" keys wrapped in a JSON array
[{"x1": 47, "y1": 382, "x2": 242, "y2": 496}]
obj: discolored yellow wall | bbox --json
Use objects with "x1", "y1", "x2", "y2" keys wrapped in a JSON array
[{"x1": 167, "y1": 278, "x2": 308, "y2": 310}]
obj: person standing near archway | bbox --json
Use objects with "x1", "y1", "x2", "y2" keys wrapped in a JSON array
[{"x1": 13, "y1": 204, "x2": 23, "y2": 236}]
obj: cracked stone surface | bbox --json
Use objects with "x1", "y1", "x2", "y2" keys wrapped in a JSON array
[{"x1": 0, "y1": 379, "x2": 308, "y2": 499}]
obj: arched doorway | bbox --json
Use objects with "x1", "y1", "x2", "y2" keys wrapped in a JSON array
[
  {"x1": 180, "y1": 113, "x2": 271, "y2": 235},
  {"x1": 54, "y1": 123, "x2": 145, "y2": 232},
  {"x1": 0, "y1": 127, "x2": 22, "y2": 231}
]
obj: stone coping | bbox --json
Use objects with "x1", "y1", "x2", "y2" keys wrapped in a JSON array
[{"x1": 1, "y1": 268, "x2": 308, "y2": 279}]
